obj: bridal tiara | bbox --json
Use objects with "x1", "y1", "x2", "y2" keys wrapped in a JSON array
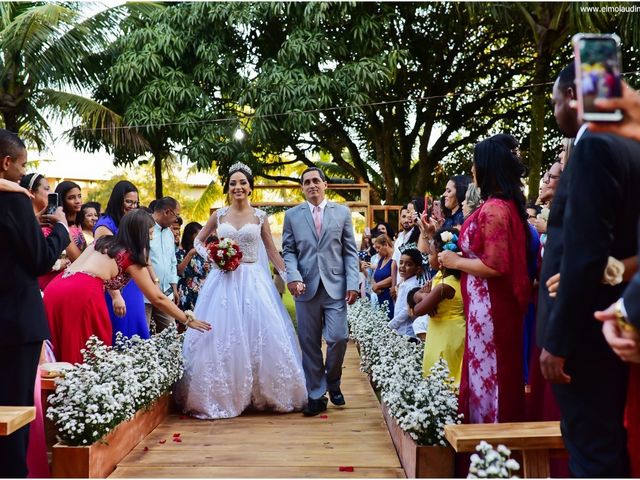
[{"x1": 229, "y1": 162, "x2": 252, "y2": 176}]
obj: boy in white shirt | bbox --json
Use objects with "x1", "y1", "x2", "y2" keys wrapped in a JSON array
[{"x1": 388, "y1": 248, "x2": 423, "y2": 337}]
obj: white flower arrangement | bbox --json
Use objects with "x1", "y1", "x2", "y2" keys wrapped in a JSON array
[
  {"x1": 468, "y1": 441, "x2": 520, "y2": 478},
  {"x1": 349, "y1": 298, "x2": 463, "y2": 446},
  {"x1": 46, "y1": 323, "x2": 184, "y2": 446}
]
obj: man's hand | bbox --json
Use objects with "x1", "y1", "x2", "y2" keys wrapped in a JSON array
[
  {"x1": 540, "y1": 348, "x2": 571, "y2": 384},
  {"x1": 595, "y1": 303, "x2": 640, "y2": 363},
  {"x1": 287, "y1": 281, "x2": 305, "y2": 297},
  {"x1": 345, "y1": 290, "x2": 358, "y2": 305},
  {"x1": 587, "y1": 82, "x2": 640, "y2": 142},
  {"x1": 546, "y1": 273, "x2": 560, "y2": 298}
]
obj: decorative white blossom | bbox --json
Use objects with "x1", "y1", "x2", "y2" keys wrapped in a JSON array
[
  {"x1": 46, "y1": 324, "x2": 184, "y2": 446},
  {"x1": 468, "y1": 441, "x2": 520, "y2": 478},
  {"x1": 348, "y1": 298, "x2": 462, "y2": 446},
  {"x1": 440, "y1": 231, "x2": 454, "y2": 243}
]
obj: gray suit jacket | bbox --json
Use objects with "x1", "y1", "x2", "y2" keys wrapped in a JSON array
[{"x1": 282, "y1": 201, "x2": 360, "y2": 302}]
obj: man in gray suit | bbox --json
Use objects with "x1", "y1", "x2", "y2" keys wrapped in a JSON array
[{"x1": 282, "y1": 167, "x2": 360, "y2": 416}]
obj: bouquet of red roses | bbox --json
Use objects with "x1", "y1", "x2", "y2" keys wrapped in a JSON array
[{"x1": 206, "y1": 238, "x2": 243, "y2": 272}]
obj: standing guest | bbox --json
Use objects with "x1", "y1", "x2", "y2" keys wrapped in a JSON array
[
  {"x1": 388, "y1": 248, "x2": 424, "y2": 337},
  {"x1": 44, "y1": 210, "x2": 210, "y2": 364},
  {"x1": 55, "y1": 180, "x2": 86, "y2": 257},
  {"x1": 19, "y1": 173, "x2": 70, "y2": 290},
  {"x1": 462, "y1": 183, "x2": 482, "y2": 220},
  {"x1": 176, "y1": 221, "x2": 211, "y2": 311},
  {"x1": 439, "y1": 134, "x2": 531, "y2": 424},
  {"x1": 0, "y1": 129, "x2": 70, "y2": 478},
  {"x1": 372, "y1": 234, "x2": 396, "y2": 319},
  {"x1": 144, "y1": 197, "x2": 181, "y2": 333},
  {"x1": 77, "y1": 201, "x2": 100, "y2": 245},
  {"x1": 413, "y1": 228, "x2": 465, "y2": 386},
  {"x1": 373, "y1": 221, "x2": 395, "y2": 241},
  {"x1": 171, "y1": 216, "x2": 183, "y2": 248},
  {"x1": 391, "y1": 206, "x2": 421, "y2": 287},
  {"x1": 442, "y1": 175, "x2": 472, "y2": 229},
  {"x1": 94, "y1": 180, "x2": 149, "y2": 341},
  {"x1": 537, "y1": 65, "x2": 640, "y2": 478}
]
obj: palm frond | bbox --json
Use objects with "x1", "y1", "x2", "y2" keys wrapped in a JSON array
[
  {"x1": 190, "y1": 179, "x2": 224, "y2": 222},
  {"x1": 39, "y1": 89, "x2": 150, "y2": 154}
]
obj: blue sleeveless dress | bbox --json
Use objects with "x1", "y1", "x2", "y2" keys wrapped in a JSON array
[
  {"x1": 94, "y1": 215, "x2": 150, "y2": 341},
  {"x1": 373, "y1": 258, "x2": 394, "y2": 319}
]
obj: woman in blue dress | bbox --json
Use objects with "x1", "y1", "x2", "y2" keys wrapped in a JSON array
[
  {"x1": 94, "y1": 180, "x2": 150, "y2": 341},
  {"x1": 372, "y1": 234, "x2": 396, "y2": 319}
]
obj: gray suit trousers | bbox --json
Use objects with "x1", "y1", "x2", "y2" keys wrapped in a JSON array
[{"x1": 295, "y1": 281, "x2": 349, "y2": 400}]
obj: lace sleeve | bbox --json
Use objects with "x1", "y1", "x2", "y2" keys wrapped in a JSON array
[
  {"x1": 194, "y1": 238, "x2": 208, "y2": 260},
  {"x1": 471, "y1": 200, "x2": 512, "y2": 275}
]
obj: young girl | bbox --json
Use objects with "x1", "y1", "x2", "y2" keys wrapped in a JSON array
[
  {"x1": 388, "y1": 248, "x2": 423, "y2": 337},
  {"x1": 413, "y1": 228, "x2": 465, "y2": 386}
]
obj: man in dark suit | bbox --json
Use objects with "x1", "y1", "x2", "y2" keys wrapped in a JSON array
[
  {"x1": 0, "y1": 129, "x2": 70, "y2": 477},
  {"x1": 537, "y1": 63, "x2": 640, "y2": 477}
]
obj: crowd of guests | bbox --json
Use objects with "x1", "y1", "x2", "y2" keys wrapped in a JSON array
[{"x1": 5, "y1": 50, "x2": 640, "y2": 478}]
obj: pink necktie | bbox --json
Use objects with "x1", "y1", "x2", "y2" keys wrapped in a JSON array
[{"x1": 313, "y1": 206, "x2": 322, "y2": 237}]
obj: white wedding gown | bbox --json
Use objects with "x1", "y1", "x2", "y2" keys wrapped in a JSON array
[{"x1": 174, "y1": 207, "x2": 308, "y2": 419}]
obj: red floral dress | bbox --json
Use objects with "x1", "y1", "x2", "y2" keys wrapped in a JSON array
[
  {"x1": 43, "y1": 250, "x2": 133, "y2": 364},
  {"x1": 458, "y1": 198, "x2": 531, "y2": 423}
]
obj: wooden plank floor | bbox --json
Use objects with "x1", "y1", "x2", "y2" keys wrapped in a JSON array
[{"x1": 110, "y1": 342, "x2": 404, "y2": 478}]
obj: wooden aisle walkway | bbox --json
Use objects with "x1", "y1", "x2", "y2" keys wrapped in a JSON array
[{"x1": 110, "y1": 342, "x2": 404, "y2": 478}]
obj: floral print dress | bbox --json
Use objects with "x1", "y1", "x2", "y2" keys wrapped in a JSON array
[{"x1": 176, "y1": 248, "x2": 211, "y2": 311}]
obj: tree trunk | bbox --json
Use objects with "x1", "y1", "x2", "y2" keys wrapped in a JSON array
[
  {"x1": 154, "y1": 152, "x2": 163, "y2": 199},
  {"x1": 528, "y1": 56, "x2": 550, "y2": 203}
]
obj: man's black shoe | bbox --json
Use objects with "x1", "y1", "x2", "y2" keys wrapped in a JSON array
[
  {"x1": 303, "y1": 396, "x2": 328, "y2": 416},
  {"x1": 329, "y1": 389, "x2": 346, "y2": 406}
]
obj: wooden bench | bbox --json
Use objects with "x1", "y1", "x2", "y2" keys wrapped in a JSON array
[
  {"x1": 444, "y1": 421, "x2": 565, "y2": 478},
  {"x1": 0, "y1": 406, "x2": 36, "y2": 436}
]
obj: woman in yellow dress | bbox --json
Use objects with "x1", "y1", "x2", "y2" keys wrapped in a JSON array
[{"x1": 412, "y1": 228, "x2": 465, "y2": 385}]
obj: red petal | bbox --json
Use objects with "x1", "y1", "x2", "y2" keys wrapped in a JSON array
[
  {"x1": 179, "y1": 415, "x2": 188, "y2": 420},
  {"x1": 173, "y1": 433, "x2": 181, "y2": 437},
  {"x1": 143, "y1": 446, "x2": 149, "y2": 452},
  {"x1": 158, "y1": 439, "x2": 166, "y2": 444},
  {"x1": 338, "y1": 466, "x2": 354, "y2": 472},
  {"x1": 173, "y1": 438, "x2": 182, "y2": 443},
  {"x1": 319, "y1": 415, "x2": 328, "y2": 419}
]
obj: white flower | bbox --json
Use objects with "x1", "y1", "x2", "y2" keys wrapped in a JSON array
[{"x1": 440, "y1": 231, "x2": 454, "y2": 243}]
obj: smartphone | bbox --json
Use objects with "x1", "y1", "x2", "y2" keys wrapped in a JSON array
[
  {"x1": 46, "y1": 193, "x2": 59, "y2": 214},
  {"x1": 573, "y1": 33, "x2": 623, "y2": 122},
  {"x1": 364, "y1": 227, "x2": 371, "y2": 236}
]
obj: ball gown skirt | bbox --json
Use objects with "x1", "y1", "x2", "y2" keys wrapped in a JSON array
[
  {"x1": 175, "y1": 261, "x2": 308, "y2": 419},
  {"x1": 43, "y1": 272, "x2": 112, "y2": 364}
]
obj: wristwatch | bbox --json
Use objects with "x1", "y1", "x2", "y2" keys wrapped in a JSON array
[{"x1": 614, "y1": 298, "x2": 636, "y2": 333}]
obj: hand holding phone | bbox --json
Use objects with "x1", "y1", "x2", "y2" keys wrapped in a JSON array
[
  {"x1": 573, "y1": 33, "x2": 623, "y2": 122},
  {"x1": 46, "y1": 193, "x2": 59, "y2": 215}
]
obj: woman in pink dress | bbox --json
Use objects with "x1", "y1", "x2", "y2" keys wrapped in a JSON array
[
  {"x1": 439, "y1": 135, "x2": 531, "y2": 423},
  {"x1": 43, "y1": 210, "x2": 210, "y2": 364}
]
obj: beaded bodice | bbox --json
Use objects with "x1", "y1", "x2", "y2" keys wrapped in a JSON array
[{"x1": 216, "y1": 207, "x2": 266, "y2": 263}]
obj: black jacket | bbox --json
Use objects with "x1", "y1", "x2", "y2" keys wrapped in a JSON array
[
  {"x1": 537, "y1": 132, "x2": 640, "y2": 357},
  {"x1": 0, "y1": 192, "x2": 70, "y2": 346}
]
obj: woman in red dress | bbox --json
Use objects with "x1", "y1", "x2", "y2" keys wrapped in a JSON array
[
  {"x1": 438, "y1": 135, "x2": 531, "y2": 423},
  {"x1": 43, "y1": 209, "x2": 211, "y2": 364}
]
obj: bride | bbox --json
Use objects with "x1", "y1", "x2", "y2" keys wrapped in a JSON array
[{"x1": 174, "y1": 162, "x2": 308, "y2": 418}]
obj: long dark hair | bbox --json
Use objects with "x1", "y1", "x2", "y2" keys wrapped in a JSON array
[
  {"x1": 181, "y1": 221, "x2": 202, "y2": 252},
  {"x1": 55, "y1": 181, "x2": 81, "y2": 217},
  {"x1": 93, "y1": 209, "x2": 154, "y2": 266},
  {"x1": 449, "y1": 175, "x2": 472, "y2": 210},
  {"x1": 473, "y1": 135, "x2": 531, "y2": 259},
  {"x1": 19, "y1": 173, "x2": 45, "y2": 193},
  {"x1": 103, "y1": 180, "x2": 138, "y2": 227}
]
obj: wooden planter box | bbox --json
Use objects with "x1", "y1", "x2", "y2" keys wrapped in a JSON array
[
  {"x1": 52, "y1": 393, "x2": 171, "y2": 478},
  {"x1": 381, "y1": 400, "x2": 454, "y2": 478}
]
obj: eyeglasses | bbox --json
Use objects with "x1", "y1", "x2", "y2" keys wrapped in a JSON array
[
  {"x1": 123, "y1": 199, "x2": 139, "y2": 207},
  {"x1": 542, "y1": 172, "x2": 561, "y2": 184},
  {"x1": 167, "y1": 208, "x2": 182, "y2": 222}
]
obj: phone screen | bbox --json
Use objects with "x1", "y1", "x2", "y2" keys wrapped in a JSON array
[
  {"x1": 47, "y1": 193, "x2": 59, "y2": 214},
  {"x1": 574, "y1": 34, "x2": 623, "y2": 121}
]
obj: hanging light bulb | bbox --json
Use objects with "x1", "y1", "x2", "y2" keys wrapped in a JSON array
[{"x1": 233, "y1": 129, "x2": 245, "y2": 141}]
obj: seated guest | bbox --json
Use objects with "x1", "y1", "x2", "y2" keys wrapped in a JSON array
[
  {"x1": 0, "y1": 129, "x2": 70, "y2": 478},
  {"x1": 44, "y1": 210, "x2": 210, "y2": 364}
]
